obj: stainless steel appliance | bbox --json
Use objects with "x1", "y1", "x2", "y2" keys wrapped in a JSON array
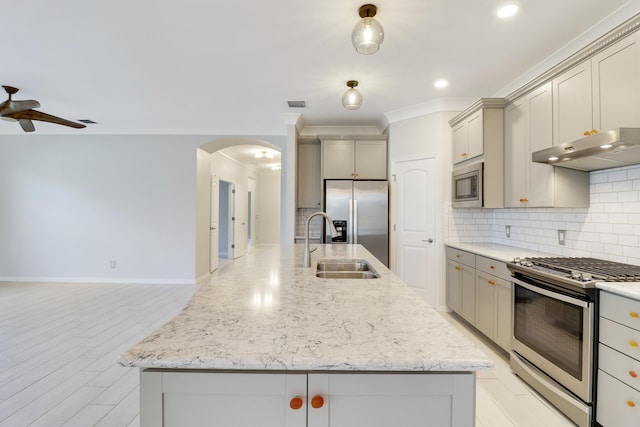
[
  {"x1": 508, "y1": 257, "x2": 640, "y2": 427},
  {"x1": 452, "y1": 162, "x2": 483, "y2": 208},
  {"x1": 324, "y1": 180, "x2": 388, "y2": 266},
  {"x1": 531, "y1": 127, "x2": 640, "y2": 171}
]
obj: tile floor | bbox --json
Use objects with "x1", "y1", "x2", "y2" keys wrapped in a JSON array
[{"x1": 0, "y1": 276, "x2": 576, "y2": 426}]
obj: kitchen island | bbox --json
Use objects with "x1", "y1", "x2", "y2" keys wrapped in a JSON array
[{"x1": 119, "y1": 244, "x2": 492, "y2": 427}]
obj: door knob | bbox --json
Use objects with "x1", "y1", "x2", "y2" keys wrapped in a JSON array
[
  {"x1": 422, "y1": 238, "x2": 434, "y2": 243},
  {"x1": 210, "y1": 227, "x2": 216, "y2": 230}
]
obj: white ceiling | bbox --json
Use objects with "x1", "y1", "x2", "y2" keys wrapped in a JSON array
[{"x1": 2, "y1": 0, "x2": 639, "y2": 136}]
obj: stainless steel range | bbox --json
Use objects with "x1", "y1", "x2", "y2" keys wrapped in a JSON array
[{"x1": 508, "y1": 257, "x2": 640, "y2": 427}]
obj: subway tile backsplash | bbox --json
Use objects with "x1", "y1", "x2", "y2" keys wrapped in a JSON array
[
  {"x1": 447, "y1": 164, "x2": 640, "y2": 265},
  {"x1": 295, "y1": 208, "x2": 324, "y2": 238}
]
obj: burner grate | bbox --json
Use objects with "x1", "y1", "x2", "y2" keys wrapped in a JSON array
[{"x1": 528, "y1": 257, "x2": 640, "y2": 281}]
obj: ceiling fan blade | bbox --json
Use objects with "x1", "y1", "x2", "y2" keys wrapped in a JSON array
[
  {"x1": 6, "y1": 109, "x2": 86, "y2": 129},
  {"x1": 0, "y1": 99, "x2": 41, "y2": 116},
  {"x1": 18, "y1": 119, "x2": 35, "y2": 132}
]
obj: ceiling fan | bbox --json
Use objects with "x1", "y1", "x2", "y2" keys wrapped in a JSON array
[{"x1": 0, "y1": 85, "x2": 86, "y2": 132}]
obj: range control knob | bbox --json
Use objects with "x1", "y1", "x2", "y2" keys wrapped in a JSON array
[
  {"x1": 581, "y1": 273, "x2": 593, "y2": 282},
  {"x1": 571, "y1": 271, "x2": 582, "y2": 280},
  {"x1": 523, "y1": 261, "x2": 533, "y2": 267},
  {"x1": 513, "y1": 257, "x2": 521, "y2": 264}
]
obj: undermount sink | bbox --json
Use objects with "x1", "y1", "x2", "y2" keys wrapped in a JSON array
[{"x1": 315, "y1": 259, "x2": 380, "y2": 279}]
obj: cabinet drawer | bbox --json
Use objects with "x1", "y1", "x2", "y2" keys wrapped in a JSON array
[
  {"x1": 476, "y1": 256, "x2": 511, "y2": 280},
  {"x1": 445, "y1": 247, "x2": 475, "y2": 268},
  {"x1": 601, "y1": 291, "x2": 640, "y2": 332},
  {"x1": 597, "y1": 370, "x2": 640, "y2": 427},
  {"x1": 600, "y1": 317, "x2": 640, "y2": 362},
  {"x1": 599, "y1": 344, "x2": 640, "y2": 392}
]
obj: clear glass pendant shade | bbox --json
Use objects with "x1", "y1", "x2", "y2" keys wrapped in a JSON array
[
  {"x1": 351, "y1": 17, "x2": 384, "y2": 55},
  {"x1": 342, "y1": 87, "x2": 363, "y2": 110}
]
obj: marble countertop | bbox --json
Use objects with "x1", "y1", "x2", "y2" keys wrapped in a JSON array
[
  {"x1": 597, "y1": 282, "x2": 640, "y2": 301},
  {"x1": 445, "y1": 242, "x2": 554, "y2": 263},
  {"x1": 119, "y1": 244, "x2": 493, "y2": 372}
]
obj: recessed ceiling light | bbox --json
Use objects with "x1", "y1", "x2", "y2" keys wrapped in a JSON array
[
  {"x1": 434, "y1": 79, "x2": 449, "y2": 89},
  {"x1": 497, "y1": 4, "x2": 518, "y2": 18},
  {"x1": 78, "y1": 119, "x2": 97, "y2": 124}
]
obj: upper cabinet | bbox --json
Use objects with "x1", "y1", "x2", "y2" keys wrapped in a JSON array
[
  {"x1": 553, "y1": 31, "x2": 640, "y2": 145},
  {"x1": 504, "y1": 83, "x2": 589, "y2": 208},
  {"x1": 322, "y1": 138, "x2": 387, "y2": 180},
  {"x1": 592, "y1": 31, "x2": 640, "y2": 133},
  {"x1": 297, "y1": 139, "x2": 322, "y2": 208},
  {"x1": 449, "y1": 99, "x2": 504, "y2": 165}
]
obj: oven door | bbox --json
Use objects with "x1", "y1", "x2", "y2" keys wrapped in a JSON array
[{"x1": 512, "y1": 277, "x2": 594, "y2": 403}]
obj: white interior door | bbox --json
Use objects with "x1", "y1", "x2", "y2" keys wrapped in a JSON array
[
  {"x1": 393, "y1": 157, "x2": 437, "y2": 306},
  {"x1": 209, "y1": 176, "x2": 219, "y2": 273},
  {"x1": 232, "y1": 182, "x2": 248, "y2": 259}
]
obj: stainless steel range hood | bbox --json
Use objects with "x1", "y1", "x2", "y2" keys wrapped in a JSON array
[{"x1": 531, "y1": 128, "x2": 640, "y2": 171}]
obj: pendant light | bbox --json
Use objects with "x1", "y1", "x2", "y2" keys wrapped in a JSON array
[
  {"x1": 351, "y1": 4, "x2": 384, "y2": 55},
  {"x1": 342, "y1": 80, "x2": 362, "y2": 110}
]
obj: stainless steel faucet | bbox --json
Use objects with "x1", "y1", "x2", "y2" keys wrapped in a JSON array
[{"x1": 302, "y1": 211, "x2": 339, "y2": 268}]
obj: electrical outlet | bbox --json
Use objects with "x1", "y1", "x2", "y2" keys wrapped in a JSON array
[
  {"x1": 558, "y1": 230, "x2": 566, "y2": 246},
  {"x1": 505, "y1": 225, "x2": 511, "y2": 238},
  {"x1": 110, "y1": 260, "x2": 117, "y2": 269}
]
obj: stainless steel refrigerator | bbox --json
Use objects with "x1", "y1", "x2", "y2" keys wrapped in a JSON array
[{"x1": 324, "y1": 180, "x2": 389, "y2": 266}]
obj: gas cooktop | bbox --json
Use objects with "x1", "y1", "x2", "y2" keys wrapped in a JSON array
[{"x1": 507, "y1": 256, "x2": 640, "y2": 289}]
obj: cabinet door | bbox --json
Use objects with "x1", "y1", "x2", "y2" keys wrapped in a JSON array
[
  {"x1": 504, "y1": 98, "x2": 527, "y2": 207},
  {"x1": 308, "y1": 373, "x2": 475, "y2": 427},
  {"x1": 355, "y1": 140, "x2": 387, "y2": 179},
  {"x1": 553, "y1": 61, "x2": 593, "y2": 145},
  {"x1": 297, "y1": 143, "x2": 322, "y2": 208},
  {"x1": 459, "y1": 265, "x2": 476, "y2": 324},
  {"x1": 323, "y1": 140, "x2": 355, "y2": 179},
  {"x1": 452, "y1": 122, "x2": 467, "y2": 164},
  {"x1": 526, "y1": 83, "x2": 554, "y2": 207},
  {"x1": 494, "y1": 279, "x2": 512, "y2": 352},
  {"x1": 466, "y1": 109, "x2": 484, "y2": 159},
  {"x1": 592, "y1": 32, "x2": 640, "y2": 132},
  {"x1": 446, "y1": 259, "x2": 461, "y2": 313},
  {"x1": 475, "y1": 271, "x2": 495, "y2": 339},
  {"x1": 150, "y1": 371, "x2": 307, "y2": 427}
]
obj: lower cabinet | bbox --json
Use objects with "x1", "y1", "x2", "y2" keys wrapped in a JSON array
[
  {"x1": 141, "y1": 370, "x2": 475, "y2": 427},
  {"x1": 446, "y1": 247, "x2": 512, "y2": 352},
  {"x1": 597, "y1": 291, "x2": 640, "y2": 427}
]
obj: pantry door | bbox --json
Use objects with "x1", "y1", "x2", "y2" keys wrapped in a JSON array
[{"x1": 393, "y1": 157, "x2": 437, "y2": 307}]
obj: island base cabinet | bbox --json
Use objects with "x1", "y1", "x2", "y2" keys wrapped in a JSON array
[{"x1": 141, "y1": 370, "x2": 476, "y2": 427}]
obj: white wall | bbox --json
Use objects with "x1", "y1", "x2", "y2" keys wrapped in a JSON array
[
  {"x1": 195, "y1": 148, "x2": 212, "y2": 281},
  {"x1": 387, "y1": 111, "x2": 457, "y2": 309},
  {"x1": 0, "y1": 134, "x2": 210, "y2": 283}
]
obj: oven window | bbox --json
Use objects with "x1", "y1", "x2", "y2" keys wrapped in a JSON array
[{"x1": 514, "y1": 284, "x2": 584, "y2": 380}]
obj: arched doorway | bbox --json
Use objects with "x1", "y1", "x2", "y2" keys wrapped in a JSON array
[{"x1": 196, "y1": 137, "x2": 282, "y2": 279}]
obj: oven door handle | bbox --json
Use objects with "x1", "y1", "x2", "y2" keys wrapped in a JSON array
[{"x1": 513, "y1": 278, "x2": 590, "y2": 308}]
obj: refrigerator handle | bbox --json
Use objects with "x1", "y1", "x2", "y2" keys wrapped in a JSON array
[
  {"x1": 348, "y1": 200, "x2": 353, "y2": 244},
  {"x1": 353, "y1": 199, "x2": 358, "y2": 244}
]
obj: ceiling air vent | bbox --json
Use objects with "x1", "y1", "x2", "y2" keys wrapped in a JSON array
[{"x1": 287, "y1": 101, "x2": 306, "y2": 108}]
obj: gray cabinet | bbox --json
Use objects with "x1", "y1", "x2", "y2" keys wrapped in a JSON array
[
  {"x1": 445, "y1": 248, "x2": 475, "y2": 325},
  {"x1": 322, "y1": 139, "x2": 387, "y2": 180},
  {"x1": 446, "y1": 247, "x2": 512, "y2": 352},
  {"x1": 504, "y1": 82, "x2": 589, "y2": 208},
  {"x1": 553, "y1": 32, "x2": 640, "y2": 146},
  {"x1": 297, "y1": 141, "x2": 322, "y2": 208}
]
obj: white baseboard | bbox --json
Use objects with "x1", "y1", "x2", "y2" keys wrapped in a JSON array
[{"x1": 0, "y1": 277, "x2": 196, "y2": 285}]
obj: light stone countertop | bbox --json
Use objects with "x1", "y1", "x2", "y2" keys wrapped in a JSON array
[
  {"x1": 119, "y1": 244, "x2": 493, "y2": 372},
  {"x1": 445, "y1": 242, "x2": 554, "y2": 263},
  {"x1": 597, "y1": 282, "x2": 640, "y2": 301}
]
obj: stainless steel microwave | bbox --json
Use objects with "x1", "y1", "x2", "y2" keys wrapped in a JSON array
[{"x1": 452, "y1": 162, "x2": 483, "y2": 208}]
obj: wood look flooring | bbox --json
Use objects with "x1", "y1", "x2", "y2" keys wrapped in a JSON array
[{"x1": 0, "y1": 278, "x2": 575, "y2": 426}]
